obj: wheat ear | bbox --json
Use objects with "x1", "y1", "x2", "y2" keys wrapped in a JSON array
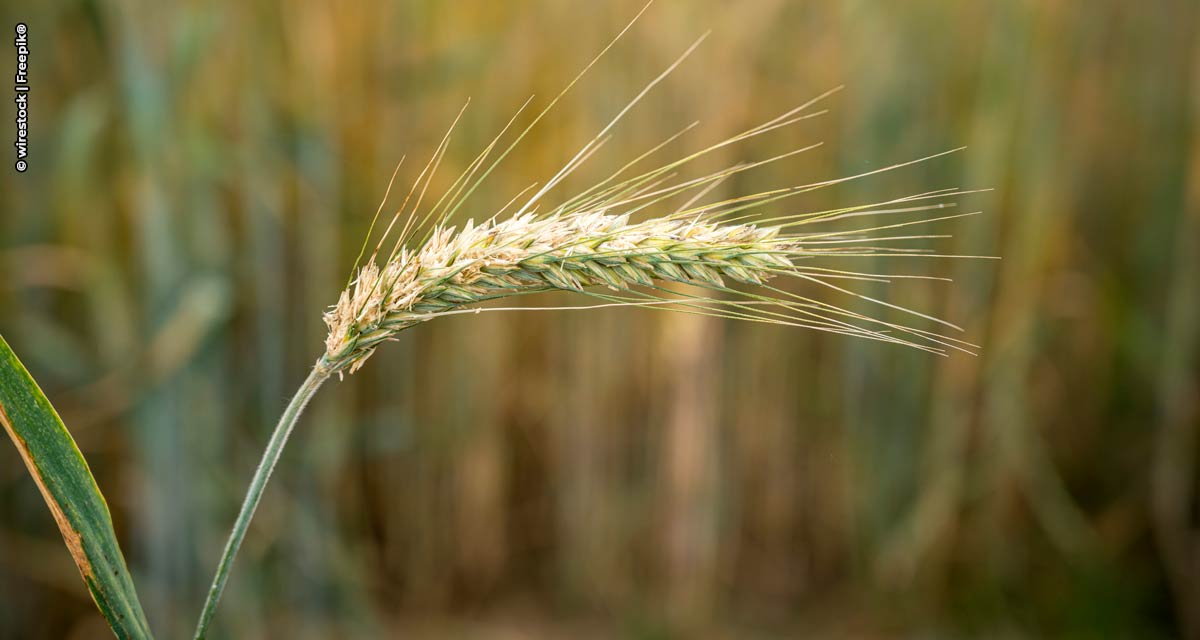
[
  {"x1": 194, "y1": 14, "x2": 988, "y2": 637},
  {"x1": 321, "y1": 200, "x2": 971, "y2": 377}
]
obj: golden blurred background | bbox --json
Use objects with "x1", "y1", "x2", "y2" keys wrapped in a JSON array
[{"x1": 2, "y1": 0, "x2": 1198, "y2": 637}]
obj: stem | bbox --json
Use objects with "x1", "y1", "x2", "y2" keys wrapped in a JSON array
[{"x1": 193, "y1": 360, "x2": 332, "y2": 639}]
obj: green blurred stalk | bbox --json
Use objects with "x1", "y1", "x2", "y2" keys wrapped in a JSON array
[{"x1": 193, "y1": 360, "x2": 332, "y2": 639}]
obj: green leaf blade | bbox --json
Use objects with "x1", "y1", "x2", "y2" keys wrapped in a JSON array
[{"x1": 0, "y1": 334, "x2": 153, "y2": 640}]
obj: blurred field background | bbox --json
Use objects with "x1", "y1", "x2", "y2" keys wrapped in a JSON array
[{"x1": 2, "y1": 0, "x2": 1198, "y2": 637}]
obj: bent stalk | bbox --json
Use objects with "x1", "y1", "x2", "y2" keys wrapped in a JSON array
[{"x1": 193, "y1": 360, "x2": 331, "y2": 639}]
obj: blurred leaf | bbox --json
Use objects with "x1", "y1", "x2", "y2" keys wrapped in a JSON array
[{"x1": 0, "y1": 334, "x2": 153, "y2": 640}]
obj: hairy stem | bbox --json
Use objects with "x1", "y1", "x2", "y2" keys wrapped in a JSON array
[{"x1": 193, "y1": 360, "x2": 331, "y2": 639}]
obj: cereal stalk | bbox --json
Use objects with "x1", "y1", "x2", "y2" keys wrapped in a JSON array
[
  {"x1": 194, "y1": 10, "x2": 985, "y2": 635},
  {"x1": 193, "y1": 365, "x2": 329, "y2": 639}
]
